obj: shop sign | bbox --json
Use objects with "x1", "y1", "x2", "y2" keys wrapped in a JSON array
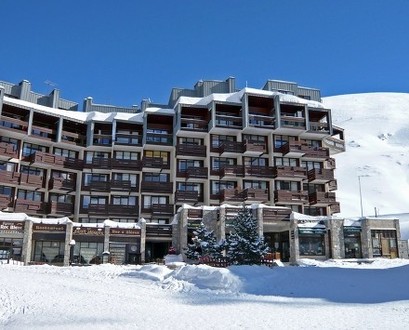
[
  {"x1": 33, "y1": 224, "x2": 66, "y2": 232},
  {"x1": 110, "y1": 228, "x2": 141, "y2": 236},
  {"x1": 0, "y1": 221, "x2": 24, "y2": 232},
  {"x1": 298, "y1": 228, "x2": 326, "y2": 234},
  {"x1": 73, "y1": 227, "x2": 104, "y2": 236},
  {"x1": 344, "y1": 227, "x2": 361, "y2": 233}
]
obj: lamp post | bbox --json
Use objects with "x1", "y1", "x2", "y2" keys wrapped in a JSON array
[{"x1": 358, "y1": 175, "x2": 368, "y2": 218}]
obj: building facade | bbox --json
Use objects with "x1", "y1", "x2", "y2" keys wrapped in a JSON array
[{"x1": 4, "y1": 76, "x2": 398, "y2": 265}]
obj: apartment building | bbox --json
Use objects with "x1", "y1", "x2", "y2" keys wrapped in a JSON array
[{"x1": 0, "y1": 77, "x2": 348, "y2": 263}]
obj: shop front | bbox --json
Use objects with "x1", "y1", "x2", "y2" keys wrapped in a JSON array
[
  {"x1": 32, "y1": 223, "x2": 67, "y2": 264},
  {"x1": 0, "y1": 220, "x2": 24, "y2": 261},
  {"x1": 72, "y1": 225, "x2": 105, "y2": 265},
  {"x1": 371, "y1": 229, "x2": 398, "y2": 258},
  {"x1": 344, "y1": 227, "x2": 362, "y2": 258},
  {"x1": 298, "y1": 227, "x2": 326, "y2": 258},
  {"x1": 109, "y1": 227, "x2": 141, "y2": 265}
]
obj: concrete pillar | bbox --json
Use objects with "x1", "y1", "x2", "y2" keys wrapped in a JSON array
[
  {"x1": 19, "y1": 80, "x2": 31, "y2": 101},
  {"x1": 63, "y1": 221, "x2": 74, "y2": 266},
  {"x1": 139, "y1": 218, "x2": 146, "y2": 263},
  {"x1": 0, "y1": 85, "x2": 4, "y2": 116},
  {"x1": 328, "y1": 218, "x2": 344, "y2": 259},
  {"x1": 22, "y1": 219, "x2": 33, "y2": 265},
  {"x1": 219, "y1": 207, "x2": 226, "y2": 242},
  {"x1": 257, "y1": 207, "x2": 263, "y2": 237},
  {"x1": 27, "y1": 110, "x2": 34, "y2": 136},
  {"x1": 360, "y1": 218, "x2": 372, "y2": 258},
  {"x1": 289, "y1": 217, "x2": 299, "y2": 265},
  {"x1": 50, "y1": 89, "x2": 60, "y2": 108}
]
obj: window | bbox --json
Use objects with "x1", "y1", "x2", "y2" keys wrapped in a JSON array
[
  {"x1": 22, "y1": 143, "x2": 47, "y2": 157},
  {"x1": 51, "y1": 170, "x2": 72, "y2": 180},
  {"x1": 114, "y1": 151, "x2": 139, "y2": 160},
  {"x1": 273, "y1": 135, "x2": 296, "y2": 149},
  {"x1": 49, "y1": 193, "x2": 74, "y2": 203},
  {"x1": 144, "y1": 150, "x2": 169, "y2": 165},
  {"x1": 178, "y1": 137, "x2": 203, "y2": 145},
  {"x1": 243, "y1": 157, "x2": 267, "y2": 167},
  {"x1": 112, "y1": 173, "x2": 138, "y2": 187},
  {"x1": 243, "y1": 180, "x2": 268, "y2": 189},
  {"x1": 0, "y1": 137, "x2": 19, "y2": 150},
  {"x1": 85, "y1": 151, "x2": 109, "y2": 164},
  {"x1": 143, "y1": 173, "x2": 169, "y2": 182},
  {"x1": 303, "y1": 183, "x2": 325, "y2": 193},
  {"x1": 211, "y1": 157, "x2": 236, "y2": 170},
  {"x1": 0, "y1": 185, "x2": 14, "y2": 197},
  {"x1": 82, "y1": 196, "x2": 107, "y2": 208},
  {"x1": 298, "y1": 231, "x2": 325, "y2": 256},
  {"x1": 83, "y1": 174, "x2": 109, "y2": 186},
  {"x1": 275, "y1": 180, "x2": 299, "y2": 191},
  {"x1": 211, "y1": 135, "x2": 235, "y2": 148},
  {"x1": 53, "y1": 148, "x2": 77, "y2": 159},
  {"x1": 177, "y1": 159, "x2": 203, "y2": 171},
  {"x1": 17, "y1": 189, "x2": 43, "y2": 201},
  {"x1": 143, "y1": 196, "x2": 168, "y2": 208},
  {"x1": 177, "y1": 182, "x2": 202, "y2": 196},
  {"x1": 211, "y1": 181, "x2": 236, "y2": 194},
  {"x1": 20, "y1": 166, "x2": 44, "y2": 176},
  {"x1": 301, "y1": 161, "x2": 322, "y2": 170},
  {"x1": 146, "y1": 128, "x2": 170, "y2": 143},
  {"x1": 275, "y1": 157, "x2": 298, "y2": 167},
  {"x1": 302, "y1": 139, "x2": 321, "y2": 148},
  {"x1": 242, "y1": 134, "x2": 266, "y2": 143},
  {"x1": 0, "y1": 161, "x2": 16, "y2": 172},
  {"x1": 112, "y1": 196, "x2": 137, "y2": 206}
]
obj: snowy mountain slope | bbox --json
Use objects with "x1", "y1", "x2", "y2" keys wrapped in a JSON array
[{"x1": 323, "y1": 93, "x2": 409, "y2": 237}]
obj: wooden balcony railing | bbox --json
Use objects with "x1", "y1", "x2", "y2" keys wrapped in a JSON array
[
  {"x1": 245, "y1": 166, "x2": 274, "y2": 178},
  {"x1": 87, "y1": 204, "x2": 138, "y2": 216},
  {"x1": 31, "y1": 124, "x2": 56, "y2": 141},
  {"x1": 243, "y1": 141, "x2": 267, "y2": 154},
  {"x1": 0, "y1": 171, "x2": 20, "y2": 185},
  {"x1": 19, "y1": 173, "x2": 44, "y2": 188},
  {"x1": 328, "y1": 179, "x2": 338, "y2": 191},
  {"x1": 49, "y1": 177, "x2": 76, "y2": 191},
  {"x1": 0, "y1": 194, "x2": 12, "y2": 210},
  {"x1": 323, "y1": 136, "x2": 346, "y2": 154},
  {"x1": 28, "y1": 151, "x2": 65, "y2": 167},
  {"x1": 280, "y1": 116, "x2": 306, "y2": 129},
  {"x1": 49, "y1": 201, "x2": 74, "y2": 215},
  {"x1": 145, "y1": 133, "x2": 173, "y2": 146},
  {"x1": 325, "y1": 158, "x2": 336, "y2": 169},
  {"x1": 309, "y1": 122, "x2": 329, "y2": 132},
  {"x1": 215, "y1": 115, "x2": 242, "y2": 129},
  {"x1": 272, "y1": 166, "x2": 306, "y2": 179},
  {"x1": 186, "y1": 167, "x2": 208, "y2": 179},
  {"x1": 110, "y1": 180, "x2": 136, "y2": 191},
  {"x1": 86, "y1": 181, "x2": 111, "y2": 192},
  {"x1": 61, "y1": 130, "x2": 86, "y2": 146},
  {"x1": 14, "y1": 199, "x2": 48, "y2": 214},
  {"x1": 176, "y1": 144, "x2": 207, "y2": 157},
  {"x1": 221, "y1": 188, "x2": 268, "y2": 203},
  {"x1": 308, "y1": 168, "x2": 334, "y2": 182},
  {"x1": 274, "y1": 190, "x2": 308, "y2": 204},
  {"x1": 146, "y1": 224, "x2": 173, "y2": 238},
  {"x1": 309, "y1": 192, "x2": 337, "y2": 205},
  {"x1": 142, "y1": 157, "x2": 170, "y2": 169},
  {"x1": 0, "y1": 116, "x2": 29, "y2": 133},
  {"x1": 175, "y1": 190, "x2": 199, "y2": 204},
  {"x1": 248, "y1": 114, "x2": 276, "y2": 129},
  {"x1": 141, "y1": 182, "x2": 173, "y2": 193},
  {"x1": 111, "y1": 159, "x2": 143, "y2": 171},
  {"x1": 302, "y1": 146, "x2": 329, "y2": 159},
  {"x1": 329, "y1": 202, "x2": 341, "y2": 214},
  {"x1": 262, "y1": 207, "x2": 292, "y2": 223},
  {"x1": 187, "y1": 208, "x2": 203, "y2": 219},
  {"x1": 151, "y1": 204, "x2": 174, "y2": 216},
  {"x1": 219, "y1": 165, "x2": 245, "y2": 178},
  {"x1": 180, "y1": 117, "x2": 208, "y2": 132},
  {"x1": 219, "y1": 141, "x2": 245, "y2": 155},
  {"x1": 0, "y1": 142, "x2": 18, "y2": 158}
]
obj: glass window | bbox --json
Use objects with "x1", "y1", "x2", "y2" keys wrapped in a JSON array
[
  {"x1": 0, "y1": 161, "x2": 16, "y2": 172},
  {"x1": 22, "y1": 143, "x2": 48, "y2": 157},
  {"x1": 177, "y1": 159, "x2": 203, "y2": 171},
  {"x1": 211, "y1": 135, "x2": 235, "y2": 148},
  {"x1": 243, "y1": 181, "x2": 268, "y2": 189},
  {"x1": 20, "y1": 166, "x2": 44, "y2": 176},
  {"x1": 275, "y1": 157, "x2": 298, "y2": 167},
  {"x1": 211, "y1": 157, "x2": 236, "y2": 170},
  {"x1": 17, "y1": 190, "x2": 43, "y2": 201},
  {"x1": 211, "y1": 181, "x2": 236, "y2": 194},
  {"x1": 143, "y1": 173, "x2": 168, "y2": 182},
  {"x1": 114, "y1": 151, "x2": 139, "y2": 160},
  {"x1": 53, "y1": 147, "x2": 77, "y2": 158},
  {"x1": 143, "y1": 196, "x2": 168, "y2": 207},
  {"x1": 299, "y1": 233, "x2": 325, "y2": 256},
  {"x1": 243, "y1": 157, "x2": 267, "y2": 167},
  {"x1": 112, "y1": 196, "x2": 137, "y2": 206},
  {"x1": 275, "y1": 180, "x2": 299, "y2": 191},
  {"x1": 178, "y1": 137, "x2": 203, "y2": 145}
]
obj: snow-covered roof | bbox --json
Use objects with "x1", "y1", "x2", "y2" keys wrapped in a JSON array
[{"x1": 144, "y1": 107, "x2": 174, "y2": 115}]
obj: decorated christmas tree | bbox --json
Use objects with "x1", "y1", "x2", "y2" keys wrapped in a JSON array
[{"x1": 226, "y1": 206, "x2": 270, "y2": 265}]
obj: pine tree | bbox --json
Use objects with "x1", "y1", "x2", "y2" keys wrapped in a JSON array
[
  {"x1": 184, "y1": 222, "x2": 224, "y2": 260},
  {"x1": 226, "y1": 206, "x2": 270, "y2": 265}
]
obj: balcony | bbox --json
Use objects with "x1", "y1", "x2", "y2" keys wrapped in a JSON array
[
  {"x1": 309, "y1": 192, "x2": 337, "y2": 205},
  {"x1": 0, "y1": 116, "x2": 29, "y2": 133},
  {"x1": 219, "y1": 141, "x2": 244, "y2": 155},
  {"x1": 308, "y1": 168, "x2": 335, "y2": 183},
  {"x1": 28, "y1": 151, "x2": 65, "y2": 167},
  {"x1": 176, "y1": 144, "x2": 206, "y2": 157},
  {"x1": 221, "y1": 188, "x2": 268, "y2": 203},
  {"x1": 248, "y1": 114, "x2": 275, "y2": 129},
  {"x1": 93, "y1": 134, "x2": 112, "y2": 146},
  {"x1": 111, "y1": 159, "x2": 143, "y2": 171},
  {"x1": 186, "y1": 167, "x2": 208, "y2": 179},
  {"x1": 274, "y1": 190, "x2": 308, "y2": 204},
  {"x1": 262, "y1": 207, "x2": 292, "y2": 223},
  {"x1": 115, "y1": 134, "x2": 142, "y2": 146},
  {"x1": 302, "y1": 146, "x2": 329, "y2": 159},
  {"x1": 329, "y1": 202, "x2": 341, "y2": 214},
  {"x1": 87, "y1": 204, "x2": 138, "y2": 216},
  {"x1": 278, "y1": 142, "x2": 306, "y2": 157},
  {"x1": 142, "y1": 157, "x2": 170, "y2": 169},
  {"x1": 151, "y1": 204, "x2": 174, "y2": 216},
  {"x1": 323, "y1": 135, "x2": 346, "y2": 154},
  {"x1": 49, "y1": 201, "x2": 74, "y2": 215},
  {"x1": 175, "y1": 190, "x2": 199, "y2": 204},
  {"x1": 0, "y1": 171, "x2": 20, "y2": 185},
  {"x1": 272, "y1": 166, "x2": 307, "y2": 180},
  {"x1": 245, "y1": 166, "x2": 274, "y2": 178},
  {"x1": 14, "y1": 199, "x2": 48, "y2": 214},
  {"x1": 146, "y1": 224, "x2": 173, "y2": 238},
  {"x1": 141, "y1": 182, "x2": 173, "y2": 193},
  {"x1": 110, "y1": 180, "x2": 137, "y2": 192},
  {"x1": 180, "y1": 117, "x2": 208, "y2": 132},
  {"x1": 0, "y1": 194, "x2": 12, "y2": 210},
  {"x1": 215, "y1": 114, "x2": 242, "y2": 129},
  {"x1": 31, "y1": 124, "x2": 56, "y2": 141},
  {"x1": 0, "y1": 142, "x2": 18, "y2": 158},
  {"x1": 219, "y1": 165, "x2": 245, "y2": 178},
  {"x1": 280, "y1": 115, "x2": 306, "y2": 129},
  {"x1": 325, "y1": 158, "x2": 336, "y2": 169},
  {"x1": 243, "y1": 141, "x2": 267, "y2": 156},
  {"x1": 86, "y1": 181, "x2": 111, "y2": 192},
  {"x1": 19, "y1": 173, "x2": 44, "y2": 188},
  {"x1": 61, "y1": 130, "x2": 86, "y2": 146},
  {"x1": 309, "y1": 122, "x2": 329, "y2": 133},
  {"x1": 328, "y1": 179, "x2": 338, "y2": 191},
  {"x1": 49, "y1": 177, "x2": 76, "y2": 191},
  {"x1": 146, "y1": 133, "x2": 173, "y2": 146}
]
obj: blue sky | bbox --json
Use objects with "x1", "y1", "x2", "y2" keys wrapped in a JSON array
[{"x1": 1, "y1": 1, "x2": 409, "y2": 108}]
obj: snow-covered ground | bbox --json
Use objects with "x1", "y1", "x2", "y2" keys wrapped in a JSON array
[
  {"x1": 1, "y1": 259, "x2": 409, "y2": 329},
  {"x1": 323, "y1": 93, "x2": 409, "y2": 239}
]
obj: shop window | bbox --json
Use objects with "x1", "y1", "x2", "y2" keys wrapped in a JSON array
[{"x1": 299, "y1": 232, "x2": 325, "y2": 256}]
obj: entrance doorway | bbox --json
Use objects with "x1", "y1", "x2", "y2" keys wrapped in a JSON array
[
  {"x1": 263, "y1": 232, "x2": 290, "y2": 261},
  {"x1": 145, "y1": 241, "x2": 170, "y2": 263}
]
